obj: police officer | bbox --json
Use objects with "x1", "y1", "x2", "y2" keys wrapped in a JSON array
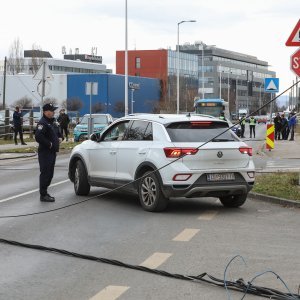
[
  {"x1": 249, "y1": 116, "x2": 257, "y2": 138},
  {"x1": 219, "y1": 111, "x2": 227, "y2": 121},
  {"x1": 240, "y1": 114, "x2": 246, "y2": 138},
  {"x1": 35, "y1": 103, "x2": 62, "y2": 202}
]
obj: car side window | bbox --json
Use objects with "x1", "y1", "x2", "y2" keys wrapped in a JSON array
[
  {"x1": 102, "y1": 121, "x2": 129, "y2": 141},
  {"x1": 125, "y1": 120, "x2": 152, "y2": 141},
  {"x1": 144, "y1": 122, "x2": 153, "y2": 140}
]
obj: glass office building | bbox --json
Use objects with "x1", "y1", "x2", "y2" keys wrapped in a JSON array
[{"x1": 180, "y1": 42, "x2": 276, "y2": 115}]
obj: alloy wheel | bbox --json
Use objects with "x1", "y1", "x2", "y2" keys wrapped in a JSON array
[{"x1": 141, "y1": 176, "x2": 157, "y2": 206}]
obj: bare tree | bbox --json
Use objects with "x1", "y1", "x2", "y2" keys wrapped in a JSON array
[
  {"x1": 67, "y1": 98, "x2": 83, "y2": 111},
  {"x1": 12, "y1": 97, "x2": 33, "y2": 109},
  {"x1": 92, "y1": 102, "x2": 104, "y2": 113},
  {"x1": 114, "y1": 101, "x2": 125, "y2": 114},
  {"x1": 44, "y1": 97, "x2": 58, "y2": 105},
  {"x1": 61, "y1": 100, "x2": 67, "y2": 109},
  {"x1": 8, "y1": 38, "x2": 24, "y2": 74},
  {"x1": 30, "y1": 44, "x2": 44, "y2": 74}
]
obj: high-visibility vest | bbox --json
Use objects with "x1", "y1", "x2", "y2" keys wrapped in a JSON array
[
  {"x1": 250, "y1": 118, "x2": 256, "y2": 125},
  {"x1": 219, "y1": 116, "x2": 225, "y2": 120},
  {"x1": 241, "y1": 119, "x2": 246, "y2": 125}
]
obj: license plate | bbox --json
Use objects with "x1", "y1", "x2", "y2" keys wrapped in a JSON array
[{"x1": 207, "y1": 173, "x2": 235, "y2": 182}]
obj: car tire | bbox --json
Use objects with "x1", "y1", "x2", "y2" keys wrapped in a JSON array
[
  {"x1": 74, "y1": 160, "x2": 90, "y2": 196},
  {"x1": 219, "y1": 194, "x2": 247, "y2": 208},
  {"x1": 79, "y1": 135, "x2": 87, "y2": 142},
  {"x1": 138, "y1": 171, "x2": 169, "y2": 212}
]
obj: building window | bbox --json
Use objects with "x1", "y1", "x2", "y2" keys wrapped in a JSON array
[{"x1": 135, "y1": 57, "x2": 141, "y2": 69}]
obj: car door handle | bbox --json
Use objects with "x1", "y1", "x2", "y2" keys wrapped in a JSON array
[
  {"x1": 110, "y1": 150, "x2": 117, "y2": 154},
  {"x1": 138, "y1": 151, "x2": 146, "y2": 154}
]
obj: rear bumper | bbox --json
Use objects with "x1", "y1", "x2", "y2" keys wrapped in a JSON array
[
  {"x1": 163, "y1": 183, "x2": 253, "y2": 198},
  {"x1": 162, "y1": 173, "x2": 253, "y2": 198}
]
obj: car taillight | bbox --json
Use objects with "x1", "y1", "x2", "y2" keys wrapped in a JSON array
[
  {"x1": 164, "y1": 148, "x2": 198, "y2": 158},
  {"x1": 190, "y1": 121, "x2": 212, "y2": 127},
  {"x1": 239, "y1": 147, "x2": 252, "y2": 156}
]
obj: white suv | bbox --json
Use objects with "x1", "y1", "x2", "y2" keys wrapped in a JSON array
[{"x1": 68, "y1": 114, "x2": 255, "y2": 212}]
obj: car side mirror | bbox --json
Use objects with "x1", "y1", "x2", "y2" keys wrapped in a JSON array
[{"x1": 90, "y1": 132, "x2": 101, "y2": 142}]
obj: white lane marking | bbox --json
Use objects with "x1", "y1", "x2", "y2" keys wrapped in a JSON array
[
  {"x1": 89, "y1": 285, "x2": 130, "y2": 300},
  {"x1": 140, "y1": 252, "x2": 172, "y2": 269},
  {"x1": 172, "y1": 228, "x2": 200, "y2": 242},
  {"x1": 198, "y1": 210, "x2": 219, "y2": 221},
  {"x1": 0, "y1": 179, "x2": 70, "y2": 203}
]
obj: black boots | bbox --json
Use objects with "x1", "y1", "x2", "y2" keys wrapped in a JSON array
[{"x1": 40, "y1": 194, "x2": 55, "y2": 202}]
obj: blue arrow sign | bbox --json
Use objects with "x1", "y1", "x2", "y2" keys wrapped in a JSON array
[{"x1": 264, "y1": 78, "x2": 279, "y2": 93}]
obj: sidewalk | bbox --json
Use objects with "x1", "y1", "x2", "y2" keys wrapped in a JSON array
[
  {"x1": 262, "y1": 133, "x2": 300, "y2": 159},
  {"x1": 0, "y1": 142, "x2": 38, "y2": 160},
  {"x1": 0, "y1": 141, "x2": 38, "y2": 151}
]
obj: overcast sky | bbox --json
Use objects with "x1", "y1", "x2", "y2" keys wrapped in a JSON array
[{"x1": 0, "y1": 0, "x2": 299, "y2": 96}]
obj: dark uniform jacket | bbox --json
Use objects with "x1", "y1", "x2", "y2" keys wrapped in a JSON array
[
  {"x1": 274, "y1": 116, "x2": 282, "y2": 130},
  {"x1": 13, "y1": 111, "x2": 23, "y2": 127},
  {"x1": 35, "y1": 116, "x2": 61, "y2": 153},
  {"x1": 57, "y1": 113, "x2": 70, "y2": 128}
]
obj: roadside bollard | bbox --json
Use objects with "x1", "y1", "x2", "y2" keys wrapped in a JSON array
[{"x1": 266, "y1": 124, "x2": 274, "y2": 151}]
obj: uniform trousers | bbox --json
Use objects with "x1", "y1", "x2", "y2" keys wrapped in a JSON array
[
  {"x1": 38, "y1": 150, "x2": 56, "y2": 196},
  {"x1": 249, "y1": 125, "x2": 256, "y2": 138}
]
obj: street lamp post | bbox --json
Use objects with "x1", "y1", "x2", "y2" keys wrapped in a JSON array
[
  {"x1": 125, "y1": 0, "x2": 128, "y2": 116},
  {"x1": 177, "y1": 20, "x2": 196, "y2": 114},
  {"x1": 235, "y1": 76, "x2": 239, "y2": 117},
  {"x1": 227, "y1": 69, "x2": 230, "y2": 103},
  {"x1": 219, "y1": 65, "x2": 222, "y2": 99},
  {"x1": 259, "y1": 81, "x2": 262, "y2": 115},
  {"x1": 201, "y1": 43, "x2": 204, "y2": 99},
  {"x1": 131, "y1": 88, "x2": 135, "y2": 113}
]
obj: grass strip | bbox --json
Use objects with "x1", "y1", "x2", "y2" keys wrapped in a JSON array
[{"x1": 253, "y1": 172, "x2": 300, "y2": 201}]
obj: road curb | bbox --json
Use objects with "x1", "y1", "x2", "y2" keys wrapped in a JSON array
[
  {"x1": 249, "y1": 191, "x2": 300, "y2": 208},
  {"x1": 0, "y1": 152, "x2": 37, "y2": 160}
]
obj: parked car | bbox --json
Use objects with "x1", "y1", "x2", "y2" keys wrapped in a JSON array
[
  {"x1": 68, "y1": 114, "x2": 255, "y2": 212},
  {"x1": 73, "y1": 114, "x2": 113, "y2": 142},
  {"x1": 255, "y1": 115, "x2": 268, "y2": 124},
  {"x1": 229, "y1": 120, "x2": 242, "y2": 137},
  {"x1": 0, "y1": 110, "x2": 14, "y2": 138},
  {"x1": 22, "y1": 111, "x2": 41, "y2": 132}
]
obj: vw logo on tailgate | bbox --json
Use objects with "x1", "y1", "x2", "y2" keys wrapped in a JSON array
[{"x1": 217, "y1": 151, "x2": 223, "y2": 158}]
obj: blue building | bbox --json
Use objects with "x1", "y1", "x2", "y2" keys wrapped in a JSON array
[{"x1": 67, "y1": 74, "x2": 160, "y2": 118}]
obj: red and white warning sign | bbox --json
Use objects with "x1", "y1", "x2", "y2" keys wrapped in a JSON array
[
  {"x1": 286, "y1": 19, "x2": 300, "y2": 46},
  {"x1": 291, "y1": 48, "x2": 300, "y2": 77}
]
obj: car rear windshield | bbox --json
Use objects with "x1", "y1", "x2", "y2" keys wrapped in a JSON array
[{"x1": 165, "y1": 121, "x2": 238, "y2": 142}]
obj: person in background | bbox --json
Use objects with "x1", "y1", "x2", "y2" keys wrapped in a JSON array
[
  {"x1": 240, "y1": 114, "x2": 246, "y2": 138},
  {"x1": 280, "y1": 114, "x2": 288, "y2": 140},
  {"x1": 219, "y1": 111, "x2": 226, "y2": 121},
  {"x1": 57, "y1": 109, "x2": 70, "y2": 141},
  {"x1": 249, "y1": 115, "x2": 257, "y2": 138},
  {"x1": 288, "y1": 112, "x2": 297, "y2": 141},
  {"x1": 13, "y1": 106, "x2": 26, "y2": 145},
  {"x1": 273, "y1": 112, "x2": 282, "y2": 140}
]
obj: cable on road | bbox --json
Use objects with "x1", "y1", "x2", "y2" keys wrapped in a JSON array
[
  {"x1": 0, "y1": 238, "x2": 298, "y2": 300},
  {"x1": 0, "y1": 80, "x2": 299, "y2": 219}
]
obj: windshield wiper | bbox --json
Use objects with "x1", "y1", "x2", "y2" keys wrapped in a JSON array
[{"x1": 211, "y1": 138, "x2": 235, "y2": 142}]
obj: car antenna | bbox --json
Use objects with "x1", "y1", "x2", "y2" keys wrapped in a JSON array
[{"x1": 186, "y1": 112, "x2": 191, "y2": 118}]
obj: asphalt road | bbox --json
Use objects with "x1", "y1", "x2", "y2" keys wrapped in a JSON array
[{"x1": 0, "y1": 130, "x2": 299, "y2": 300}]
